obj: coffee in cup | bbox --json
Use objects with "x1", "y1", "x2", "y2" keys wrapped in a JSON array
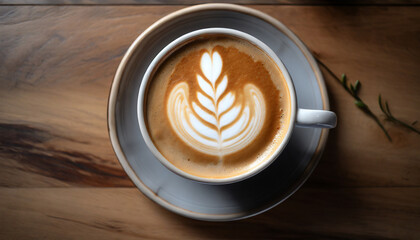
[
  {"x1": 138, "y1": 28, "x2": 336, "y2": 184},
  {"x1": 145, "y1": 35, "x2": 291, "y2": 179}
]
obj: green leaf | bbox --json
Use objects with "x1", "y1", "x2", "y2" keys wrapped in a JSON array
[
  {"x1": 341, "y1": 73, "x2": 347, "y2": 88},
  {"x1": 378, "y1": 94, "x2": 386, "y2": 115},
  {"x1": 385, "y1": 101, "x2": 392, "y2": 116},
  {"x1": 350, "y1": 84, "x2": 355, "y2": 95},
  {"x1": 341, "y1": 73, "x2": 347, "y2": 82},
  {"x1": 355, "y1": 100, "x2": 366, "y2": 108},
  {"x1": 354, "y1": 80, "x2": 361, "y2": 94}
]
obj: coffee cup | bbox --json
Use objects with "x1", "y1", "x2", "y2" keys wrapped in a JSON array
[{"x1": 137, "y1": 28, "x2": 336, "y2": 184}]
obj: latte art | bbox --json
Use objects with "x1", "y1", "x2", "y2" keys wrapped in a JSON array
[
  {"x1": 145, "y1": 36, "x2": 290, "y2": 179},
  {"x1": 167, "y1": 51, "x2": 266, "y2": 156}
]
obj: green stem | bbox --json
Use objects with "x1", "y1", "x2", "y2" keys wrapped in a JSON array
[
  {"x1": 388, "y1": 116, "x2": 420, "y2": 134},
  {"x1": 379, "y1": 94, "x2": 420, "y2": 135},
  {"x1": 316, "y1": 57, "x2": 392, "y2": 141},
  {"x1": 368, "y1": 108, "x2": 393, "y2": 141}
]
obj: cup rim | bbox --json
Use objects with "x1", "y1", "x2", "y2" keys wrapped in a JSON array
[
  {"x1": 137, "y1": 27, "x2": 297, "y2": 184},
  {"x1": 108, "y1": 3, "x2": 331, "y2": 220}
]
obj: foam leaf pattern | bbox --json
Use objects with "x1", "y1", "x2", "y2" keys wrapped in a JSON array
[{"x1": 167, "y1": 50, "x2": 266, "y2": 156}]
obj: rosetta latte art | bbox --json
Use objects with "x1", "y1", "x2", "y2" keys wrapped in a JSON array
[{"x1": 167, "y1": 50, "x2": 266, "y2": 156}]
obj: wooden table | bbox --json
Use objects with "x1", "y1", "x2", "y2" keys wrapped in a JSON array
[{"x1": 1, "y1": 1, "x2": 419, "y2": 239}]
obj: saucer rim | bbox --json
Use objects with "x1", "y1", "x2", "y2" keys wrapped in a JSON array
[{"x1": 108, "y1": 3, "x2": 330, "y2": 221}]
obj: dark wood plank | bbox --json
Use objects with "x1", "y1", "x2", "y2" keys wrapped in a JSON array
[
  {"x1": 1, "y1": 187, "x2": 419, "y2": 239},
  {"x1": 1, "y1": 6, "x2": 419, "y2": 188},
  {"x1": 1, "y1": 0, "x2": 420, "y2": 5}
]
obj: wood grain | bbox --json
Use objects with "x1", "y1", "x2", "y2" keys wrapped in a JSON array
[
  {"x1": 1, "y1": 0, "x2": 419, "y2": 6},
  {"x1": 0, "y1": 4, "x2": 419, "y2": 239},
  {"x1": 0, "y1": 5, "x2": 172, "y2": 187},
  {"x1": 1, "y1": 187, "x2": 419, "y2": 239},
  {"x1": 1, "y1": 6, "x2": 419, "y2": 188}
]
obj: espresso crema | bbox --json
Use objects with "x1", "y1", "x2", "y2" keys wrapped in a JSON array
[{"x1": 145, "y1": 36, "x2": 291, "y2": 179}]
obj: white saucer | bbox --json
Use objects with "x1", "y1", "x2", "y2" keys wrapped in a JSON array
[{"x1": 108, "y1": 4, "x2": 330, "y2": 221}]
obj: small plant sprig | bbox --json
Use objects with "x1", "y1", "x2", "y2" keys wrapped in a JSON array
[
  {"x1": 316, "y1": 58, "x2": 392, "y2": 141},
  {"x1": 378, "y1": 94, "x2": 420, "y2": 135}
]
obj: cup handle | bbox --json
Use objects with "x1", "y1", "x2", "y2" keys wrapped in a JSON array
[{"x1": 296, "y1": 108, "x2": 337, "y2": 128}]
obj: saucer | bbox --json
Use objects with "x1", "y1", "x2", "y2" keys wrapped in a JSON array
[{"x1": 108, "y1": 4, "x2": 330, "y2": 221}]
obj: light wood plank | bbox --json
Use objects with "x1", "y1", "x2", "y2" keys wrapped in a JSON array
[
  {"x1": 1, "y1": 6, "x2": 419, "y2": 188},
  {"x1": 0, "y1": 5, "x2": 174, "y2": 187}
]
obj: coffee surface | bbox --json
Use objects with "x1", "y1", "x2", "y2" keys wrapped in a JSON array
[{"x1": 145, "y1": 36, "x2": 291, "y2": 179}]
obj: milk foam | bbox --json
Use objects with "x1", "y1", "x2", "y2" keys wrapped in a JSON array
[{"x1": 166, "y1": 50, "x2": 266, "y2": 156}]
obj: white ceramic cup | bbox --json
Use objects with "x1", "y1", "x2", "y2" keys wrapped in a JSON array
[{"x1": 138, "y1": 28, "x2": 336, "y2": 184}]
